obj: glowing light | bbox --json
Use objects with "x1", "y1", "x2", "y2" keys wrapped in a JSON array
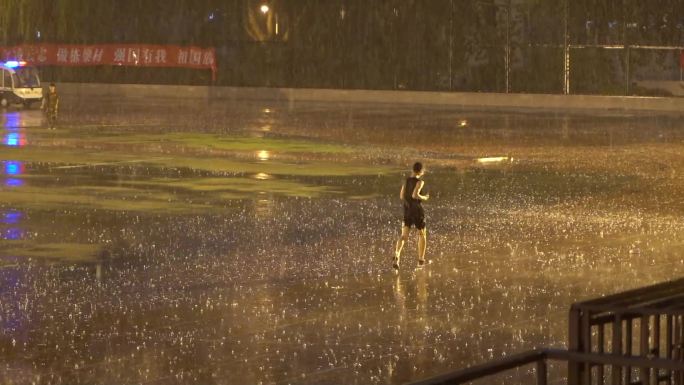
[
  {"x1": 254, "y1": 172, "x2": 272, "y2": 180},
  {"x1": 260, "y1": 4, "x2": 270, "y2": 14},
  {"x1": 263, "y1": 108, "x2": 272, "y2": 114},
  {"x1": 459, "y1": 119, "x2": 469, "y2": 127},
  {"x1": 4, "y1": 132, "x2": 26, "y2": 147},
  {"x1": 257, "y1": 150, "x2": 271, "y2": 161},
  {"x1": 5, "y1": 133, "x2": 19, "y2": 146},
  {"x1": 3, "y1": 61, "x2": 26, "y2": 68},
  {"x1": 477, "y1": 156, "x2": 509, "y2": 164},
  {"x1": 4, "y1": 161, "x2": 23, "y2": 175}
]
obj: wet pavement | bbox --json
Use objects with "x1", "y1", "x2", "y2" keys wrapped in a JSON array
[{"x1": 1, "y1": 96, "x2": 684, "y2": 385}]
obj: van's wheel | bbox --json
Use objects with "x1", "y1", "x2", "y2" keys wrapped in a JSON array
[{"x1": 0, "y1": 97, "x2": 9, "y2": 108}]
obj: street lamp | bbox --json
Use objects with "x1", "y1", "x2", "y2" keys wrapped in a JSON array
[{"x1": 260, "y1": 4, "x2": 270, "y2": 14}]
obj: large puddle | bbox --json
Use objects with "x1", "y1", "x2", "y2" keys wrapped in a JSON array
[{"x1": 1, "y1": 99, "x2": 683, "y2": 384}]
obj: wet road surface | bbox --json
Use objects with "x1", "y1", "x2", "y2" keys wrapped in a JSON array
[{"x1": 1, "y1": 96, "x2": 684, "y2": 384}]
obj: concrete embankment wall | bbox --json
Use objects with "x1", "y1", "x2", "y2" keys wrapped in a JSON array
[{"x1": 57, "y1": 82, "x2": 684, "y2": 113}]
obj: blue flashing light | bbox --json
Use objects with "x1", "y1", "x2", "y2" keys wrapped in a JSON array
[{"x1": 2, "y1": 60, "x2": 26, "y2": 68}]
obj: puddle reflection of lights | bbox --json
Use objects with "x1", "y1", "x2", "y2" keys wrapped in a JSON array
[
  {"x1": 1, "y1": 209, "x2": 25, "y2": 241},
  {"x1": 3, "y1": 228, "x2": 24, "y2": 240},
  {"x1": 263, "y1": 108, "x2": 272, "y2": 114},
  {"x1": 3, "y1": 112, "x2": 21, "y2": 129},
  {"x1": 4, "y1": 132, "x2": 26, "y2": 147},
  {"x1": 257, "y1": 150, "x2": 271, "y2": 161},
  {"x1": 4, "y1": 161, "x2": 24, "y2": 175},
  {"x1": 254, "y1": 172, "x2": 272, "y2": 180},
  {"x1": 2, "y1": 211, "x2": 22, "y2": 225},
  {"x1": 459, "y1": 119, "x2": 469, "y2": 127},
  {"x1": 477, "y1": 156, "x2": 509, "y2": 164},
  {"x1": 4, "y1": 178, "x2": 23, "y2": 187},
  {"x1": 255, "y1": 198, "x2": 274, "y2": 217}
]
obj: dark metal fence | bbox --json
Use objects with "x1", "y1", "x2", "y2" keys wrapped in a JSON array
[
  {"x1": 569, "y1": 278, "x2": 684, "y2": 385},
  {"x1": 408, "y1": 278, "x2": 684, "y2": 385}
]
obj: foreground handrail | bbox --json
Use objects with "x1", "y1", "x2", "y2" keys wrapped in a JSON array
[
  {"x1": 409, "y1": 348, "x2": 684, "y2": 385},
  {"x1": 409, "y1": 349, "x2": 547, "y2": 385}
]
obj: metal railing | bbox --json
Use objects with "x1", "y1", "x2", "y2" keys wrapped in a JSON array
[
  {"x1": 569, "y1": 278, "x2": 684, "y2": 385},
  {"x1": 410, "y1": 278, "x2": 684, "y2": 385},
  {"x1": 410, "y1": 348, "x2": 684, "y2": 385}
]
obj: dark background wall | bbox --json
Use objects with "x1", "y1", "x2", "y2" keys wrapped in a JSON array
[{"x1": 1, "y1": 0, "x2": 683, "y2": 95}]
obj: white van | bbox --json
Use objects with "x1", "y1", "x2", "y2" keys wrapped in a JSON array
[{"x1": 1, "y1": 61, "x2": 43, "y2": 108}]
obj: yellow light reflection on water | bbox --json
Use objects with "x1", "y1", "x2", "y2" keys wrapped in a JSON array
[
  {"x1": 254, "y1": 172, "x2": 272, "y2": 180},
  {"x1": 477, "y1": 156, "x2": 509, "y2": 164},
  {"x1": 257, "y1": 150, "x2": 270, "y2": 161},
  {"x1": 255, "y1": 198, "x2": 274, "y2": 217}
]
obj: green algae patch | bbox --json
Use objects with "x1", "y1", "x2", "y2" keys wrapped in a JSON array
[
  {"x1": 0, "y1": 186, "x2": 213, "y2": 213},
  {"x1": 0, "y1": 242, "x2": 102, "y2": 263},
  {"x1": 0, "y1": 146, "x2": 394, "y2": 177},
  {"x1": 71, "y1": 132, "x2": 355, "y2": 155},
  {"x1": 0, "y1": 146, "x2": 159, "y2": 165},
  {"x1": 163, "y1": 133, "x2": 355, "y2": 154},
  {"x1": 124, "y1": 177, "x2": 337, "y2": 198},
  {"x1": 155, "y1": 157, "x2": 392, "y2": 176}
]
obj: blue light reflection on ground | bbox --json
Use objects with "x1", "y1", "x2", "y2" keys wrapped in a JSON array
[
  {"x1": 2, "y1": 211, "x2": 22, "y2": 225},
  {"x1": 2, "y1": 161, "x2": 24, "y2": 187},
  {"x1": 4, "y1": 178, "x2": 23, "y2": 187},
  {"x1": 4, "y1": 132, "x2": 26, "y2": 147},
  {"x1": 2, "y1": 227, "x2": 24, "y2": 240},
  {"x1": 1, "y1": 113, "x2": 27, "y2": 241},
  {"x1": 3, "y1": 112, "x2": 21, "y2": 128},
  {"x1": 4, "y1": 160, "x2": 23, "y2": 175}
]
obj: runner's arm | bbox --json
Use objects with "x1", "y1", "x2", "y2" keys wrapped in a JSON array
[
  {"x1": 399, "y1": 183, "x2": 405, "y2": 201},
  {"x1": 412, "y1": 180, "x2": 429, "y2": 201}
]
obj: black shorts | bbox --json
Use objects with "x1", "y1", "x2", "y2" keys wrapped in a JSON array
[{"x1": 403, "y1": 204, "x2": 426, "y2": 230}]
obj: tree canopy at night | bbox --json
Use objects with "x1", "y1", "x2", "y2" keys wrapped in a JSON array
[{"x1": 2, "y1": 0, "x2": 683, "y2": 94}]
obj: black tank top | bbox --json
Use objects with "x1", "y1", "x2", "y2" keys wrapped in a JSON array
[{"x1": 404, "y1": 177, "x2": 422, "y2": 206}]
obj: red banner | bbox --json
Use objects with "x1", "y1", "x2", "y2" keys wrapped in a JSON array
[
  {"x1": 1, "y1": 44, "x2": 216, "y2": 78},
  {"x1": 681, "y1": 50, "x2": 684, "y2": 69}
]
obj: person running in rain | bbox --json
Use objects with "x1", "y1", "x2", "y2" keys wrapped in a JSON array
[
  {"x1": 42, "y1": 83, "x2": 59, "y2": 129},
  {"x1": 393, "y1": 162, "x2": 429, "y2": 270}
]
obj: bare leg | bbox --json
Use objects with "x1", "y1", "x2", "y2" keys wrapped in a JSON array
[
  {"x1": 417, "y1": 228, "x2": 427, "y2": 264},
  {"x1": 394, "y1": 226, "x2": 410, "y2": 268}
]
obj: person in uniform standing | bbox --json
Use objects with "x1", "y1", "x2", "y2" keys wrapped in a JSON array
[{"x1": 43, "y1": 83, "x2": 59, "y2": 129}]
